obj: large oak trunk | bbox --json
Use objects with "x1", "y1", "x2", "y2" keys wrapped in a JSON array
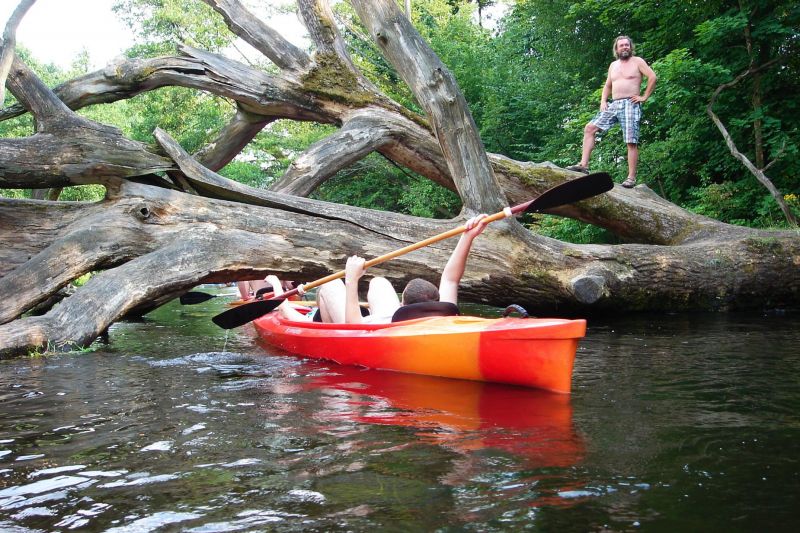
[{"x1": 1, "y1": 0, "x2": 798, "y2": 357}]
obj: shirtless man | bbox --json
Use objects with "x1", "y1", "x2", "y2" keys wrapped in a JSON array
[{"x1": 567, "y1": 35, "x2": 657, "y2": 188}]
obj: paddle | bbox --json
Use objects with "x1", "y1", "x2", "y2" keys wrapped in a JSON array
[
  {"x1": 180, "y1": 291, "x2": 219, "y2": 305},
  {"x1": 212, "y1": 172, "x2": 613, "y2": 329},
  {"x1": 179, "y1": 289, "x2": 274, "y2": 305}
]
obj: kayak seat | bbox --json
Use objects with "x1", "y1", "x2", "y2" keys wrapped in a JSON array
[{"x1": 391, "y1": 301, "x2": 459, "y2": 322}]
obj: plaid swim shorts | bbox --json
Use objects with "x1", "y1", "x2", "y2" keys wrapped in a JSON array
[{"x1": 590, "y1": 98, "x2": 641, "y2": 144}]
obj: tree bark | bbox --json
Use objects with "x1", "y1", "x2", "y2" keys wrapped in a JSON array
[{"x1": 1, "y1": 0, "x2": 799, "y2": 358}]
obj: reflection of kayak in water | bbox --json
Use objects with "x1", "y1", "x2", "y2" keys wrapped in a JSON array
[
  {"x1": 255, "y1": 313, "x2": 585, "y2": 392},
  {"x1": 304, "y1": 366, "x2": 584, "y2": 468}
]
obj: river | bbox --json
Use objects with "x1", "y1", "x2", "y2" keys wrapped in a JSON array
[{"x1": 1, "y1": 289, "x2": 799, "y2": 531}]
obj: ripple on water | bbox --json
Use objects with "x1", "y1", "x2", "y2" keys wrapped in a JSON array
[
  {"x1": 183, "y1": 509, "x2": 305, "y2": 532},
  {"x1": 139, "y1": 441, "x2": 174, "y2": 452},
  {"x1": 0, "y1": 475, "x2": 94, "y2": 499},
  {"x1": 104, "y1": 511, "x2": 204, "y2": 532}
]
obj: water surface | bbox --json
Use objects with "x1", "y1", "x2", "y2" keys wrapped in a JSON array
[{"x1": 1, "y1": 291, "x2": 799, "y2": 531}]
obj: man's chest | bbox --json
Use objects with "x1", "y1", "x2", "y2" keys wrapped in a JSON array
[{"x1": 610, "y1": 61, "x2": 640, "y2": 81}]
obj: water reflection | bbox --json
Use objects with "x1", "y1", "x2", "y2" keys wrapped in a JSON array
[{"x1": 303, "y1": 366, "x2": 585, "y2": 469}]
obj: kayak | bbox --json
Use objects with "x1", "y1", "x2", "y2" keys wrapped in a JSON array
[{"x1": 253, "y1": 313, "x2": 586, "y2": 393}]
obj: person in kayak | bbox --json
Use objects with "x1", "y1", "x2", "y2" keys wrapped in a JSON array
[
  {"x1": 238, "y1": 278, "x2": 296, "y2": 301},
  {"x1": 236, "y1": 279, "x2": 267, "y2": 301},
  {"x1": 266, "y1": 214, "x2": 489, "y2": 323}
]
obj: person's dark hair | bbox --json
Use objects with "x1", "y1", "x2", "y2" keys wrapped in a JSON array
[
  {"x1": 401, "y1": 278, "x2": 439, "y2": 305},
  {"x1": 612, "y1": 35, "x2": 635, "y2": 58}
]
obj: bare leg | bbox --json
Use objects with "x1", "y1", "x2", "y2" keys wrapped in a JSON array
[
  {"x1": 367, "y1": 277, "x2": 401, "y2": 321},
  {"x1": 236, "y1": 281, "x2": 250, "y2": 300},
  {"x1": 579, "y1": 123, "x2": 600, "y2": 167},
  {"x1": 626, "y1": 142, "x2": 638, "y2": 179},
  {"x1": 317, "y1": 280, "x2": 346, "y2": 323}
]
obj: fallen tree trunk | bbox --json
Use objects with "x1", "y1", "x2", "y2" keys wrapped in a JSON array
[
  {"x1": 2, "y1": 177, "x2": 797, "y2": 357},
  {"x1": 1, "y1": 0, "x2": 798, "y2": 358}
]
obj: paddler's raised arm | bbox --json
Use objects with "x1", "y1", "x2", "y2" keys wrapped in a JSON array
[{"x1": 439, "y1": 214, "x2": 488, "y2": 304}]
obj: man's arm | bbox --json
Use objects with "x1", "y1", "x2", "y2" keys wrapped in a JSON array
[
  {"x1": 631, "y1": 58, "x2": 657, "y2": 104},
  {"x1": 439, "y1": 214, "x2": 488, "y2": 304},
  {"x1": 600, "y1": 66, "x2": 613, "y2": 111}
]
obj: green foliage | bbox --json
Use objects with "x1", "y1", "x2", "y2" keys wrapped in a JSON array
[
  {"x1": 59, "y1": 185, "x2": 107, "y2": 202},
  {"x1": 72, "y1": 272, "x2": 93, "y2": 287},
  {"x1": 484, "y1": 0, "x2": 800, "y2": 232},
  {"x1": 125, "y1": 87, "x2": 229, "y2": 152},
  {"x1": 112, "y1": 0, "x2": 234, "y2": 54},
  {"x1": 530, "y1": 215, "x2": 619, "y2": 244},
  {"x1": 399, "y1": 179, "x2": 461, "y2": 219},
  {"x1": 687, "y1": 180, "x2": 800, "y2": 228},
  {"x1": 313, "y1": 153, "x2": 460, "y2": 219},
  {"x1": 0, "y1": 188, "x2": 27, "y2": 199},
  {"x1": 218, "y1": 120, "x2": 337, "y2": 189}
]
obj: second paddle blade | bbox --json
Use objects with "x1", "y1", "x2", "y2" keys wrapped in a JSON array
[
  {"x1": 179, "y1": 291, "x2": 217, "y2": 305},
  {"x1": 524, "y1": 172, "x2": 613, "y2": 214}
]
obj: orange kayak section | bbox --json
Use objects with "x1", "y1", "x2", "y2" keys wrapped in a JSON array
[{"x1": 253, "y1": 314, "x2": 586, "y2": 393}]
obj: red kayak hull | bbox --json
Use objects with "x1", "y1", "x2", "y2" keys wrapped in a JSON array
[{"x1": 253, "y1": 314, "x2": 585, "y2": 393}]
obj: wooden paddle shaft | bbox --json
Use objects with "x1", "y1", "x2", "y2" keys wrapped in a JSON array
[{"x1": 294, "y1": 208, "x2": 513, "y2": 295}]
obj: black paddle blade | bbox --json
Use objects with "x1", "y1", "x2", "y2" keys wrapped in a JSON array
[
  {"x1": 179, "y1": 291, "x2": 217, "y2": 305},
  {"x1": 525, "y1": 172, "x2": 613, "y2": 213},
  {"x1": 211, "y1": 298, "x2": 284, "y2": 329}
]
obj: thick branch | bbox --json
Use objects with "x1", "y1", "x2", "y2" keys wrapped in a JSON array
[
  {"x1": 297, "y1": 0, "x2": 378, "y2": 93},
  {"x1": 0, "y1": 126, "x2": 174, "y2": 188},
  {"x1": 153, "y1": 126, "x2": 411, "y2": 233},
  {"x1": 0, "y1": 238, "x2": 223, "y2": 354},
  {"x1": 4, "y1": 55, "x2": 76, "y2": 130},
  {"x1": 351, "y1": 0, "x2": 506, "y2": 215},
  {"x1": 201, "y1": 0, "x2": 309, "y2": 74},
  {"x1": 0, "y1": 213, "x2": 153, "y2": 324},
  {"x1": 0, "y1": 0, "x2": 36, "y2": 105},
  {"x1": 3, "y1": 181, "x2": 798, "y2": 357},
  {"x1": 0, "y1": 50, "x2": 330, "y2": 124},
  {"x1": 271, "y1": 110, "x2": 395, "y2": 196},
  {"x1": 194, "y1": 106, "x2": 274, "y2": 172}
]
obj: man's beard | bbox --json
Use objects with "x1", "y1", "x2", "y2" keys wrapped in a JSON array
[{"x1": 619, "y1": 50, "x2": 632, "y2": 59}]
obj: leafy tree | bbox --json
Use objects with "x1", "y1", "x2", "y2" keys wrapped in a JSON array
[
  {"x1": 112, "y1": 0, "x2": 234, "y2": 56},
  {"x1": 485, "y1": 0, "x2": 798, "y2": 230}
]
